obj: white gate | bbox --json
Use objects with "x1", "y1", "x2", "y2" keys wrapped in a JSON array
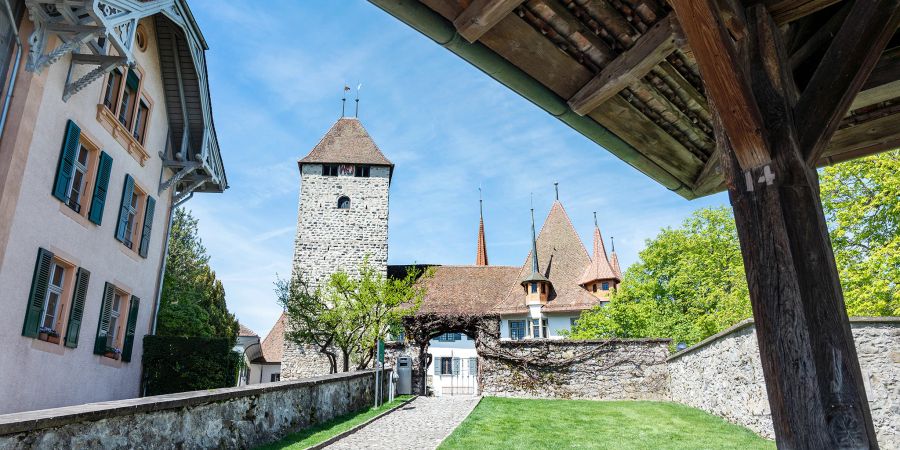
[{"x1": 434, "y1": 356, "x2": 478, "y2": 396}]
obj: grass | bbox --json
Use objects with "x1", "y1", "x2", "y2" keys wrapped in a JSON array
[
  {"x1": 439, "y1": 397, "x2": 775, "y2": 450},
  {"x1": 257, "y1": 395, "x2": 413, "y2": 450}
]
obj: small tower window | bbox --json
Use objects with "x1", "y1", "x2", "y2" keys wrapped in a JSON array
[
  {"x1": 354, "y1": 165, "x2": 370, "y2": 177},
  {"x1": 337, "y1": 196, "x2": 350, "y2": 209},
  {"x1": 540, "y1": 283, "x2": 546, "y2": 294},
  {"x1": 530, "y1": 282, "x2": 537, "y2": 293},
  {"x1": 323, "y1": 165, "x2": 338, "y2": 176},
  {"x1": 601, "y1": 282, "x2": 609, "y2": 290},
  {"x1": 592, "y1": 283, "x2": 598, "y2": 293}
]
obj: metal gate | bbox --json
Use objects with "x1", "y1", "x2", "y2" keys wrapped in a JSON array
[{"x1": 434, "y1": 356, "x2": 478, "y2": 396}]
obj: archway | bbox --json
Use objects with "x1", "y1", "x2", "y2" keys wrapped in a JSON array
[{"x1": 401, "y1": 313, "x2": 500, "y2": 396}]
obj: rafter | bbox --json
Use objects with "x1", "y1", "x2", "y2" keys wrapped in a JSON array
[
  {"x1": 453, "y1": 0, "x2": 524, "y2": 43},
  {"x1": 668, "y1": 0, "x2": 770, "y2": 171},
  {"x1": 568, "y1": 13, "x2": 682, "y2": 116},
  {"x1": 795, "y1": 0, "x2": 900, "y2": 165}
]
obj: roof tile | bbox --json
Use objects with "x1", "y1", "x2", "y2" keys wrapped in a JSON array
[{"x1": 299, "y1": 118, "x2": 393, "y2": 166}]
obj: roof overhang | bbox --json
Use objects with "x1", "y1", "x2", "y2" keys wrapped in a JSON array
[{"x1": 367, "y1": 0, "x2": 900, "y2": 200}]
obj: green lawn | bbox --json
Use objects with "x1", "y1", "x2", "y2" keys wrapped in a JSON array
[
  {"x1": 257, "y1": 395, "x2": 413, "y2": 450},
  {"x1": 439, "y1": 397, "x2": 775, "y2": 450}
]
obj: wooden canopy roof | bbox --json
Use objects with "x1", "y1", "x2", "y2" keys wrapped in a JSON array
[{"x1": 369, "y1": 0, "x2": 899, "y2": 199}]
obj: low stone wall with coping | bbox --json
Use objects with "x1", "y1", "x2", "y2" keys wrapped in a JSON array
[
  {"x1": 0, "y1": 369, "x2": 391, "y2": 450},
  {"x1": 667, "y1": 317, "x2": 899, "y2": 447},
  {"x1": 480, "y1": 338, "x2": 671, "y2": 400}
]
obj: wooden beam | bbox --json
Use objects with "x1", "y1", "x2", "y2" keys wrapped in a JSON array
[
  {"x1": 765, "y1": 0, "x2": 843, "y2": 24},
  {"x1": 719, "y1": 6, "x2": 879, "y2": 447},
  {"x1": 669, "y1": 0, "x2": 770, "y2": 171},
  {"x1": 453, "y1": 0, "x2": 525, "y2": 43},
  {"x1": 796, "y1": 0, "x2": 900, "y2": 166},
  {"x1": 568, "y1": 13, "x2": 681, "y2": 116}
]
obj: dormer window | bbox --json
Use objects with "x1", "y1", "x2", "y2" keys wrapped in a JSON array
[{"x1": 337, "y1": 196, "x2": 350, "y2": 209}]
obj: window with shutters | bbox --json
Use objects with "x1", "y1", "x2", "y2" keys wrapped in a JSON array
[
  {"x1": 21, "y1": 249, "x2": 89, "y2": 348},
  {"x1": 94, "y1": 283, "x2": 139, "y2": 362},
  {"x1": 52, "y1": 123, "x2": 109, "y2": 223},
  {"x1": 98, "y1": 66, "x2": 152, "y2": 165},
  {"x1": 439, "y1": 357, "x2": 453, "y2": 375},
  {"x1": 116, "y1": 175, "x2": 154, "y2": 256}
]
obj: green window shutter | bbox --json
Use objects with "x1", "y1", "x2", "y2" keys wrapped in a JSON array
[
  {"x1": 115, "y1": 174, "x2": 134, "y2": 243},
  {"x1": 121, "y1": 296, "x2": 140, "y2": 362},
  {"x1": 93, "y1": 282, "x2": 115, "y2": 354},
  {"x1": 52, "y1": 120, "x2": 80, "y2": 202},
  {"x1": 138, "y1": 196, "x2": 155, "y2": 258},
  {"x1": 23, "y1": 248, "x2": 54, "y2": 337},
  {"x1": 87, "y1": 152, "x2": 113, "y2": 225},
  {"x1": 452, "y1": 357, "x2": 460, "y2": 375},
  {"x1": 125, "y1": 70, "x2": 139, "y2": 91},
  {"x1": 64, "y1": 267, "x2": 90, "y2": 348}
]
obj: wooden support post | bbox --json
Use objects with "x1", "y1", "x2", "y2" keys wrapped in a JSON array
[
  {"x1": 709, "y1": 5, "x2": 880, "y2": 448},
  {"x1": 567, "y1": 13, "x2": 682, "y2": 116}
]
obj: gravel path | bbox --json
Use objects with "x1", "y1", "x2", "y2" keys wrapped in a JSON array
[{"x1": 323, "y1": 396, "x2": 480, "y2": 450}]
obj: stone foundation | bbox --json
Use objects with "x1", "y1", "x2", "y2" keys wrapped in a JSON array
[
  {"x1": 668, "y1": 317, "x2": 899, "y2": 447},
  {"x1": 0, "y1": 370, "x2": 390, "y2": 450}
]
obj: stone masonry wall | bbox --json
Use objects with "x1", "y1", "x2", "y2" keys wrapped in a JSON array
[
  {"x1": 283, "y1": 164, "x2": 390, "y2": 381},
  {"x1": 0, "y1": 370, "x2": 391, "y2": 450},
  {"x1": 668, "y1": 318, "x2": 899, "y2": 447},
  {"x1": 480, "y1": 339, "x2": 671, "y2": 400}
]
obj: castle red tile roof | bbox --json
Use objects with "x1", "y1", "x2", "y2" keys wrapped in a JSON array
[
  {"x1": 578, "y1": 225, "x2": 620, "y2": 285},
  {"x1": 238, "y1": 322, "x2": 257, "y2": 337},
  {"x1": 416, "y1": 265, "x2": 520, "y2": 315},
  {"x1": 298, "y1": 118, "x2": 393, "y2": 167},
  {"x1": 258, "y1": 314, "x2": 285, "y2": 364}
]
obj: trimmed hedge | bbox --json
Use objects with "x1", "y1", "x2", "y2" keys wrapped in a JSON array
[{"x1": 143, "y1": 335, "x2": 240, "y2": 395}]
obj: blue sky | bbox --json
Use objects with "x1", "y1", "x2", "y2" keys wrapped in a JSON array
[{"x1": 185, "y1": 0, "x2": 729, "y2": 336}]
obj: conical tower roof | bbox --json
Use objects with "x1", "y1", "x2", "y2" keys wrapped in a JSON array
[
  {"x1": 579, "y1": 214, "x2": 620, "y2": 284},
  {"x1": 494, "y1": 201, "x2": 595, "y2": 313},
  {"x1": 610, "y1": 238, "x2": 622, "y2": 278},
  {"x1": 476, "y1": 197, "x2": 489, "y2": 266},
  {"x1": 298, "y1": 117, "x2": 393, "y2": 167}
]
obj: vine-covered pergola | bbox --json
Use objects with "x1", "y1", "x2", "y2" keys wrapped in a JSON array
[{"x1": 371, "y1": 1, "x2": 898, "y2": 447}]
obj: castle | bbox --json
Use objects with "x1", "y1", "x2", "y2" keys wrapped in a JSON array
[{"x1": 282, "y1": 117, "x2": 621, "y2": 390}]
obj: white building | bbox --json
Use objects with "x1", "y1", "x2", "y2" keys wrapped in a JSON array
[{"x1": 0, "y1": 0, "x2": 226, "y2": 413}]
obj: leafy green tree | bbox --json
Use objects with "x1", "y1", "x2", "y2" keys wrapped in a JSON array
[
  {"x1": 570, "y1": 150, "x2": 898, "y2": 346},
  {"x1": 158, "y1": 208, "x2": 238, "y2": 343},
  {"x1": 568, "y1": 207, "x2": 750, "y2": 346},
  {"x1": 821, "y1": 150, "x2": 899, "y2": 316},
  {"x1": 279, "y1": 259, "x2": 428, "y2": 372}
]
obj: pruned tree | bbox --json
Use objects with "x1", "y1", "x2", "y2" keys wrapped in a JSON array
[{"x1": 278, "y1": 258, "x2": 429, "y2": 373}]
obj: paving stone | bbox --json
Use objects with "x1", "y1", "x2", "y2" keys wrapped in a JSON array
[{"x1": 324, "y1": 396, "x2": 479, "y2": 450}]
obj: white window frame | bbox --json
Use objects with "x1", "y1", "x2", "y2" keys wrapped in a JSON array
[
  {"x1": 107, "y1": 292, "x2": 123, "y2": 348},
  {"x1": 65, "y1": 144, "x2": 90, "y2": 212},
  {"x1": 40, "y1": 263, "x2": 65, "y2": 331},
  {"x1": 123, "y1": 190, "x2": 138, "y2": 248}
]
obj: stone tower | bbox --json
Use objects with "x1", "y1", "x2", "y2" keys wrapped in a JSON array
[{"x1": 282, "y1": 117, "x2": 393, "y2": 379}]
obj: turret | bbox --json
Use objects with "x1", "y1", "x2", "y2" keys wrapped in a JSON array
[
  {"x1": 579, "y1": 212, "x2": 620, "y2": 300},
  {"x1": 522, "y1": 206, "x2": 551, "y2": 306}
]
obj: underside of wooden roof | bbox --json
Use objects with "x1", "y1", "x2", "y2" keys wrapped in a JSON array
[{"x1": 370, "y1": 0, "x2": 899, "y2": 199}]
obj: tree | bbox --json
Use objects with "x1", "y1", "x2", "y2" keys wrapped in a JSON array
[
  {"x1": 821, "y1": 150, "x2": 899, "y2": 316},
  {"x1": 278, "y1": 259, "x2": 428, "y2": 372},
  {"x1": 158, "y1": 208, "x2": 238, "y2": 343},
  {"x1": 568, "y1": 207, "x2": 751, "y2": 346},
  {"x1": 570, "y1": 150, "x2": 899, "y2": 345}
]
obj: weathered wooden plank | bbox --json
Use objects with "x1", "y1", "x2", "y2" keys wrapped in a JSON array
[
  {"x1": 453, "y1": 0, "x2": 525, "y2": 43},
  {"x1": 765, "y1": 0, "x2": 843, "y2": 24},
  {"x1": 862, "y1": 47, "x2": 900, "y2": 91},
  {"x1": 669, "y1": 0, "x2": 770, "y2": 170},
  {"x1": 568, "y1": 13, "x2": 681, "y2": 115},
  {"x1": 824, "y1": 110, "x2": 900, "y2": 158},
  {"x1": 478, "y1": 12, "x2": 704, "y2": 183},
  {"x1": 719, "y1": 6, "x2": 878, "y2": 447},
  {"x1": 796, "y1": 0, "x2": 900, "y2": 166}
]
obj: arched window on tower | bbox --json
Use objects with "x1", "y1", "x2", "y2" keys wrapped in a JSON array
[{"x1": 337, "y1": 196, "x2": 351, "y2": 209}]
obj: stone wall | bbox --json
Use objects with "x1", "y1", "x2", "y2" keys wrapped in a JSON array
[
  {"x1": 281, "y1": 341, "x2": 336, "y2": 381},
  {"x1": 668, "y1": 318, "x2": 899, "y2": 447},
  {"x1": 0, "y1": 370, "x2": 390, "y2": 449},
  {"x1": 480, "y1": 339, "x2": 671, "y2": 400}
]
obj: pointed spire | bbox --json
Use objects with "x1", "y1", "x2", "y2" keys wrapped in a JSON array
[
  {"x1": 530, "y1": 204, "x2": 539, "y2": 273},
  {"x1": 579, "y1": 212, "x2": 619, "y2": 284},
  {"x1": 476, "y1": 188, "x2": 488, "y2": 266},
  {"x1": 610, "y1": 236, "x2": 622, "y2": 278}
]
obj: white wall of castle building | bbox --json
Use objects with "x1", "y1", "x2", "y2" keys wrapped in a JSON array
[
  {"x1": 427, "y1": 336, "x2": 478, "y2": 396},
  {"x1": 0, "y1": 18, "x2": 173, "y2": 414},
  {"x1": 499, "y1": 314, "x2": 579, "y2": 340}
]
